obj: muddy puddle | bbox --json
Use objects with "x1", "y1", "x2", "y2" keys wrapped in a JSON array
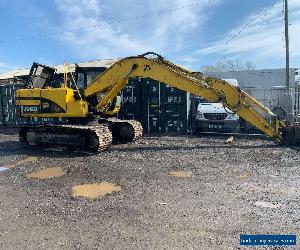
[
  {"x1": 8, "y1": 156, "x2": 39, "y2": 168},
  {"x1": 170, "y1": 170, "x2": 192, "y2": 178},
  {"x1": 0, "y1": 167, "x2": 8, "y2": 172},
  {"x1": 254, "y1": 201, "x2": 282, "y2": 209},
  {"x1": 72, "y1": 182, "x2": 121, "y2": 199},
  {"x1": 27, "y1": 167, "x2": 65, "y2": 179}
]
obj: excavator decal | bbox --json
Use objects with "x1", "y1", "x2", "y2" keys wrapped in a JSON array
[{"x1": 143, "y1": 65, "x2": 151, "y2": 72}]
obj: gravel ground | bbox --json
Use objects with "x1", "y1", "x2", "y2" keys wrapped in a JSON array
[{"x1": 0, "y1": 130, "x2": 299, "y2": 250}]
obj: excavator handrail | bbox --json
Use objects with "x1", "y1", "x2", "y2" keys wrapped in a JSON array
[{"x1": 84, "y1": 52, "x2": 287, "y2": 143}]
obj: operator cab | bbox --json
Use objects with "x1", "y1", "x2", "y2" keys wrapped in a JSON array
[{"x1": 28, "y1": 62, "x2": 57, "y2": 88}]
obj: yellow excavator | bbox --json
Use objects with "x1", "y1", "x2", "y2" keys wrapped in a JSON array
[{"x1": 15, "y1": 52, "x2": 300, "y2": 151}]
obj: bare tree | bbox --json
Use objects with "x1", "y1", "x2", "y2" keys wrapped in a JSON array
[
  {"x1": 200, "y1": 59, "x2": 256, "y2": 72},
  {"x1": 245, "y1": 61, "x2": 256, "y2": 70}
]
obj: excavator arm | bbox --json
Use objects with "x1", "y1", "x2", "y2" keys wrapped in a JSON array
[{"x1": 84, "y1": 52, "x2": 286, "y2": 143}]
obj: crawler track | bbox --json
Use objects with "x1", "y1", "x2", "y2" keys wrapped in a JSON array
[
  {"x1": 106, "y1": 118, "x2": 143, "y2": 142},
  {"x1": 19, "y1": 124, "x2": 112, "y2": 152}
]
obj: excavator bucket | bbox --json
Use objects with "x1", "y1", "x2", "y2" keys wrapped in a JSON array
[{"x1": 282, "y1": 123, "x2": 300, "y2": 146}]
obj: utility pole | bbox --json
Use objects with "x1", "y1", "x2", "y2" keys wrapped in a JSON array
[
  {"x1": 284, "y1": 0, "x2": 290, "y2": 90},
  {"x1": 284, "y1": 0, "x2": 293, "y2": 121}
]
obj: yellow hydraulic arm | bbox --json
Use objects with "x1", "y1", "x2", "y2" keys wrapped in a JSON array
[{"x1": 84, "y1": 52, "x2": 286, "y2": 143}]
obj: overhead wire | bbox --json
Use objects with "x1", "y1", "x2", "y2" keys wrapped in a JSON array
[{"x1": 223, "y1": 0, "x2": 279, "y2": 60}]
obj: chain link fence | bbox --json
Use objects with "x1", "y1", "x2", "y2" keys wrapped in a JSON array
[{"x1": 191, "y1": 87, "x2": 300, "y2": 135}]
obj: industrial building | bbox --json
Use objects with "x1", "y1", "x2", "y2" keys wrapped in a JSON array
[{"x1": 206, "y1": 68, "x2": 296, "y2": 89}]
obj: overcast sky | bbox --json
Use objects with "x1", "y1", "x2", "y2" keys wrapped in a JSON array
[{"x1": 0, "y1": 0, "x2": 299, "y2": 73}]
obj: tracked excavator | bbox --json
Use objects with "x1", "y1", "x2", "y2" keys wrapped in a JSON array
[{"x1": 15, "y1": 52, "x2": 300, "y2": 152}]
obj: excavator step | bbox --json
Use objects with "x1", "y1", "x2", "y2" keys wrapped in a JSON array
[{"x1": 19, "y1": 124, "x2": 113, "y2": 152}]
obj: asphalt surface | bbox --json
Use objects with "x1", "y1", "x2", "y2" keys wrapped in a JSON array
[{"x1": 0, "y1": 130, "x2": 299, "y2": 249}]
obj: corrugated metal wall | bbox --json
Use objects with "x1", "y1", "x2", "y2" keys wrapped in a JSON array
[
  {"x1": 118, "y1": 78, "x2": 190, "y2": 133},
  {"x1": 0, "y1": 84, "x2": 67, "y2": 126},
  {"x1": 1, "y1": 84, "x2": 28, "y2": 125}
]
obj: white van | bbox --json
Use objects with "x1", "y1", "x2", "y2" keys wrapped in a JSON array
[{"x1": 193, "y1": 79, "x2": 240, "y2": 133}]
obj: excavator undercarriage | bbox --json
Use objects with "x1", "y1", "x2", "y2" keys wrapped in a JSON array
[
  {"x1": 19, "y1": 119, "x2": 143, "y2": 152},
  {"x1": 19, "y1": 124, "x2": 112, "y2": 152}
]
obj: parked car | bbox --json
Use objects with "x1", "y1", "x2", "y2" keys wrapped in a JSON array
[{"x1": 193, "y1": 79, "x2": 240, "y2": 133}]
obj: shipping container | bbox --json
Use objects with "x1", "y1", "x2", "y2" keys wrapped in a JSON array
[
  {"x1": 0, "y1": 84, "x2": 29, "y2": 125},
  {"x1": 0, "y1": 84, "x2": 67, "y2": 126},
  {"x1": 118, "y1": 78, "x2": 190, "y2": 134},
  {"x1": 161, "y1": 83, "x2": 189, "y2": 133},
  {"x1": 119, "y1": 77, "x2": 142, "y2": 121}
]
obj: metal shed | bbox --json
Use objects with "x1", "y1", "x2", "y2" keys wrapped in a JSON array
[{"x1": 206, "y1": 68, "x2": 296, "y2": 89}]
